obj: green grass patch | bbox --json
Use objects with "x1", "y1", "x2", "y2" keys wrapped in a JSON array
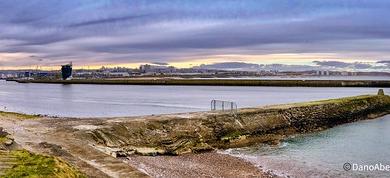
[
  {"x1": 276, "y1": 95, "x2": 384, "y2": 108},
  {"x1": 0, "y1": 136, "x2": 8, "y2": 144},
  {"x1": 1, "y1": 150, "x2": 85, "y2": 178},
  {"x1": 299, "y1": 95, "x2": 372, "y2": 104},
  {"x1": 221, "y1": 130, "x2": 243, "y2": 141},
  {"x1": 0, "y1": 111, "x2": 39, "y2": 120}
]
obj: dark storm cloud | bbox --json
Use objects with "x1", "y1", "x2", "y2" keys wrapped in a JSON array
[
  {"x1": 313, "y1": 61, "x2": 351, "y2": 68},
  {"x1": 67, "y1": 14, "x2": 155, "y2": 28},
  {"x1": 1, "y1": 0, "x2": 390, "y2": 68},
  {"x1": 151, "y1": 62, "x2": 169, "y2": 66},
  {"x1": 377, "y1": 61, "x2": 390, "y2": 64}
]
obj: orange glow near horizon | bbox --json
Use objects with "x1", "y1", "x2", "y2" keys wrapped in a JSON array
[{"x1": 0, "y1": 52, "x2": 379, "y2": 71}]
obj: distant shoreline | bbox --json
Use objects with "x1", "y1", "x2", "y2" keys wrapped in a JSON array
[{"x1": 14, "y1": 78, "x2": 390, "y2": 87}]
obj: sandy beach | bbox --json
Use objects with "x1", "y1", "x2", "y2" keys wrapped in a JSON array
[{"x1": 126, "y1": 151, "x2": 274, "y2": 178}]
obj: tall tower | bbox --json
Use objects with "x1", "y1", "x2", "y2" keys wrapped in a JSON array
[{"x1": 61, "y1": 62, "x2": 73, "y2": 80}]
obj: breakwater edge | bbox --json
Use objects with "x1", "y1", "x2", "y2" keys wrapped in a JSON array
[{"x1": 16, "y1": 78, "x2": 390, "y2": 87}]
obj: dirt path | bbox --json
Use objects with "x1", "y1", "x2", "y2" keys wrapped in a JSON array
[{"x1": 0, "y1": 116, "x2": 148, "y2": 178}]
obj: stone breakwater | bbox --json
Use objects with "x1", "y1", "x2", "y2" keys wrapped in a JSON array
[
  {"x1": 17, "y1": 78, "x2": 390, "y2": 87},
  {"x1": 83, "y1": 92, "x2": 390, "y2": 156}
]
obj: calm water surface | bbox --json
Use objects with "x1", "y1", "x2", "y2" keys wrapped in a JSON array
[
  {"x1": 1, "y1": 80, "x2": 389, "y2": 177},
  {"x1": 0, "y1": 80, "x2": 388, "y2": 117},
  {"x1": 226, "y1": 116, "x2": 390, "y2": 178}
]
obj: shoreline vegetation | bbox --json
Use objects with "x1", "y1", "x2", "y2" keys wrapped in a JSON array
[
  {"x1": 1, "y1": 150, "x2": 85, "y2": 178},
  {"x1": 14, "y1": 78, "x2": 390, "y2": 87},
  {"x1": 0, "y1": 111, "x2": 40, "y2": 120},
  {"x1": 0, "y1": 128, "x2": 85, "y2": 177},
  {"x1": 0, "y1": 91, "x2": 389, "y2": 177}
]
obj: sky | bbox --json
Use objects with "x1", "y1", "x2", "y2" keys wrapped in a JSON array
[{"x1": 1, "y1": 0, "x2": 390, "y2": 70}]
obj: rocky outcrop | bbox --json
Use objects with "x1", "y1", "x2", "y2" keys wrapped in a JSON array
[
  {"x1": 0, "y1": 127, "x2": 14, "y2": 150},
  {"x1": 84, "y1": 93, "x2": 390, "y2": 156}
]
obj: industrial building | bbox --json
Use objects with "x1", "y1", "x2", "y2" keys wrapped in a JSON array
[{"x1": 61, "y1": 62, "x2": 73, "y2": 80}]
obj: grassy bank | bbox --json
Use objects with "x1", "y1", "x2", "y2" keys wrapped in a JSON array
[
  {"x1": 1, "y1": 150, "x2": 85, "y2": 178},
  {"x1": 0, "y1": 127, "x2": 85, "y2": 178},
  {"x1": 85, "y1": 94, "x2": 390, "y2": 156},
  {"x1": 17, "y1": 78, "x2": 390, "y2": 87},
  {"x1": 0, "y1": 111, "x2": 39, "y2": 120}
]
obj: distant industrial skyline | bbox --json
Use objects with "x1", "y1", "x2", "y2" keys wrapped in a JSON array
[{"x1": 1, "y1": 0, "x2": 390, "y2": 70}]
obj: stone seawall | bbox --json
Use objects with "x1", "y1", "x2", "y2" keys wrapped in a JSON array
[
  {"x1": 84, "y1": 94, "x2": 390, "y2": 156},
  {"x1": 17, "y1": 78, "x2": 390, "y2": 87}
]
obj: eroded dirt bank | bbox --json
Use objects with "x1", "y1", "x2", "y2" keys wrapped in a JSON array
[
  {"x1": 0, "y1": 93, "x2": 390, "y2": 177},
  {"x1": 86, "y1": 94, "x2": 390, "y2": 156}
]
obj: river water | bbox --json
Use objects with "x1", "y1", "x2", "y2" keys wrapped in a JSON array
[
  {"x1": 226, "y1": 115, "x2": 390, "y2": 178},
  {"x1": 0, "y1": 80, "x2": 389, "y2": 118},
  {"x1": 1, "y1": 80, "x2": 389, "y2": 177}
]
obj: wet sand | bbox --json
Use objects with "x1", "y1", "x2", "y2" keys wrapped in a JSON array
[{"x1": 126, "y1": 151, "x2": 275, "y2": 178}]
